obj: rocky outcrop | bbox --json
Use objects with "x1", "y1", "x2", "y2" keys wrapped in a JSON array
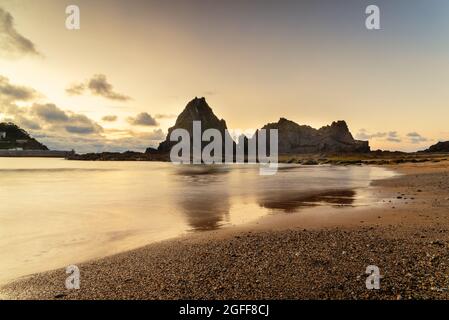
[
  {"x1": 249, "y1": 118, "x2": 370, "y2": 154},
  {"x1": 423, "y1": 141, "x2": 449, "y2": 153},
  {"x1": 67, "y1": 151, "x2": 169, "y2": 161},
  {"x1": 155, "y1": 97, "x2": 234, "y2": 154},
  {"x1": 148, "y1": 98, "x2": 369, "y2": 155},
  {"x1": 0, "y1": 122, "x2": 48, "y2": 150}
]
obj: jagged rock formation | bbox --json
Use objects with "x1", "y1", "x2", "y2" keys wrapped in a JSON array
[
  {"x1": 423, "y1": 141, "x2": 449, "y2": 153},
  {"x1": 0, "y1": 122, "x2": 48, "y2": 150},
  {"x1": 147, "y1": 98, "x2": 369, "y2": 155},
  {"x1": 252, "y1": 118, "x2": 370, "y2": 154},
  {"x1": 153, "y1": 97, "x2": 234, "y2": 154}
]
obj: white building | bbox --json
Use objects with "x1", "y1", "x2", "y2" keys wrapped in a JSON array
[{"x1": 0, "y1": 132, "x2": 6, "y2": 139}]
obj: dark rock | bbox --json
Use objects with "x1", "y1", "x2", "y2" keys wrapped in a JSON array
[
  {"x1": 249, "y1": 118, "x2": 369, "y2": 154},
  {"x1": 145, "y1": 147, "x2": 159, "y2": 154},
  {"x1": 423, "y1": 141, "x2": 449, "y2": 153},
  {"x1": 156, "y1": 97, "x2": 233, "y2": 155},
  {"x1": 67, "y1": 151, "x2": 169, "y2": 161},
  {"x1": 149, "y1": 98, "x2": 369, "y2": 156},
  {"x1": 0, "y1": 122, "x2": 48, "y2": 150},
  {"x1": 302, "y1": 159, "x2": 319, "y2": 165}
]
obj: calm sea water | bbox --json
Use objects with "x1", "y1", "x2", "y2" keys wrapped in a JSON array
[{"x1": 0, "y1": 158, "x2": 395, "y2": 284}]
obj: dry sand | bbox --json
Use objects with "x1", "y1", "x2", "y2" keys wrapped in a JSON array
[{"x1": 2, "y1": 161, "x2": 449, "y2": 300}]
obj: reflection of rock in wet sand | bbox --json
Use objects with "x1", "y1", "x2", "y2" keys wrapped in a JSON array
[
  {"x1": 258, "y1": 189, "x2": 356, "y2": 213},
  {"x1": 177, "y1": 193, "x2": 231, "y2": 231},
  {"x1": 173, "y1": 165, "x2": 231, "y2": 231}
]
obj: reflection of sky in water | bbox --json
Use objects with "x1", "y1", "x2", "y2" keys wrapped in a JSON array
[{"x1": 0, "y1": 158, "x2": 396, "y2": 284}]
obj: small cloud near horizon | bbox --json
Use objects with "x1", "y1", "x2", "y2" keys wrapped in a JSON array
[
  {"x1": 407, "y1": 132, "x2": 428, "y2": 144},
  {"x1": 356, "y1": 129, "x2": 387, "y2": 140},
  {"x1": 155, "y1": 113, "x2": 176, "y2": 119},
  {"x1": 30, "y1": 103, "x2": 103, "y2": 135},
  {"x1": 127, "y1": 112, "x2": 158, "y2": 126},
  {"x1": 356, "y1": 129, "x2": 401, "y2": 143},
  {"x1": 386, "y1": 131, "x2": 401, "y2": 143}
]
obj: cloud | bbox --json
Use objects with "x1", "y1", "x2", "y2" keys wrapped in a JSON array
[
  {"x1": 356, "y1": 129, "x2": 402, "y2": 143},
  {"x1": 407, "y1": 132, "x2": 428, "y2": 144},
  {"x1": 155, "y1": 113, "x2": 177, "y2": 119},
  {"x1": 31, "y1": 103, "x2": 69, "y2": 122},
  {"x1": 386, "y1": 131, "x2": 401, "y2": 143},
  {"x1": 127, "y1": 112, "x2": 158, "y2": 126},
  {"x1": 102, "y1": 115, "x2": 118, "y2": 122},
  {"x1": 12, "y1": 114, "x2": 41, "y2": 130},
  {"x1": 0, "y1": 7, "x2": 40, "y2": 58},
  {"x1": 4, "y1": 105, "x2": 163, "y2": 152},
  {"x1": 88, "y1": 74, "x2": 130, "y2": 101},
  {"x1": 133, "y1": 128, "x2": 165, "y2": 141},
  {"x1": 25, "y1": 103, "x2": 103, "y2": 135},
  {"x1": 2, "y1": 103, "x2": 103, "y2": 151},
  {"x1": 65, "y1": 125, "x2": 97, "y2": 134},
  {"x1": 65, "y1": 113, "x2": 103, "y2": 135},
  {"x1": 0, "y1": 75, "x2": 37, "y2": 102},
  {"x1": 66, "y1": 83, "x2": 86, "y2": 96},
  {"x1": 30, "y1": 128, "x2": 166, "y2": 154},
  {"x1": 1, "y1": 102, "x2": 160, "y2": 152},
  {"x1": 0, "y1": 77, "x2": 165, "y2": 153},
  {"x1": 67, "y1": 74, "x2": 130, "y2": 101},
  {"x1": 356, "y1": 129, "x2": 387, "y2": 140}
]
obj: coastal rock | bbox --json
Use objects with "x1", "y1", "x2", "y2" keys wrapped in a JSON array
[
  {"x1": 0, "y1": 122, "x2": 48, "y2": 150},
  {"x1": 424, "y1": 141, "x2": 449, "y2": 153},
  {"x1": 66, "y1": 151, "x2": 169, "y2": 161},
  {"x1": 249, "y1": 118, "x2": 370, "y2": 154},
  {"x1": 145, "y1": 147, "x2": 159, "y2": 154},
  {"x1": 154, "y1": 97, "x2": 234, "y2": 154},
  {"x1": 148, "y1": 98, "x2": 369, "y2": 155}
]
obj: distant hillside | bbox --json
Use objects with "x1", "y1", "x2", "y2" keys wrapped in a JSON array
[
  {"x1": 0, "y1": 123, "x2": 48, "y2": 150},
  {"x1": 148, "y1": 97, "x2": 369, "y2": 155},
  {"x1": 423, "y1": 141, "x2": 449, "y2": 153}
]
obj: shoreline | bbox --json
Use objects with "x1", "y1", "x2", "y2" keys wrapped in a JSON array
[
  {"x1": 64, "y1": 150, "x2": 449, "y2": 166},
  {"x1": 2, "y1": 161, "x2": 449, "y2": 299}
]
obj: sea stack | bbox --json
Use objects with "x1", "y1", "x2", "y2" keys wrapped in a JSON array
[
  {"x1": 150, "y1": 97, "x2": 233, "y2": 154},
  {"x1": 253, "y1": 118, "x2": 370, "y2": 154}
]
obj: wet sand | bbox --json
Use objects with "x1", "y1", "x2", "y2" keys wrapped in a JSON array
[{"x1": 2, "y1": 161, "x2": 449, "y2": 300}]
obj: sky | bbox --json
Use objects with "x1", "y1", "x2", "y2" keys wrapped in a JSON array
[{"x1": 0, "y1": 0, "x2": 449, "y2": 152}]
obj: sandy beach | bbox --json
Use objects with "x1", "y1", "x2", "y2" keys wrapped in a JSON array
[{"x1": 2, "y1": 161, "x2": 449, "y2": 300}]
